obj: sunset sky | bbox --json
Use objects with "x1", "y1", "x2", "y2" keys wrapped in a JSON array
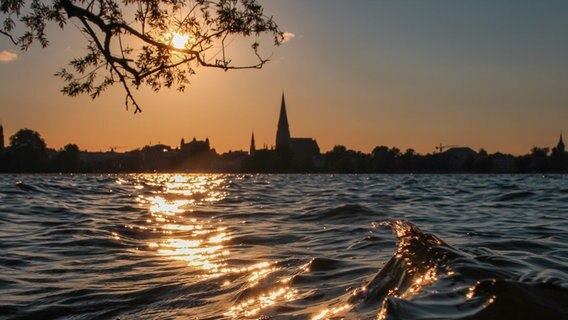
[{"x1": 1, "y1": 0, "x2": 567, "y2": 155}]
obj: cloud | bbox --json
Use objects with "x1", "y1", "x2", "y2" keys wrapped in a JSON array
[
  {"x1": 0, "y1": 50, "x2": 18, "y2": 62},
  {"x1": 281, "y1": 32, "x2": 296, "y2": 44}
]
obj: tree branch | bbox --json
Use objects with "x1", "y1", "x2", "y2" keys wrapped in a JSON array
[{"x1": 1, "y1": 0, "x2": 283, "y2": 113}]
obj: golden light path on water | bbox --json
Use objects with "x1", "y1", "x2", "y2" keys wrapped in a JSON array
[
  {"x1": 120, "y1": 175, "x2": 457, "y2": 319},
  {"x1": 114, "y1": 174, "x2": 469, "y2": 319},
  {"x1": 133, "y1": 174, "x2": 301, "y2": 318}
]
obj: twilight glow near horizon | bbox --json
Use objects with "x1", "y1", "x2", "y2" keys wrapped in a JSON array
[{"x1": 1, "y1": 1, "x2": 567, "y2": 155}]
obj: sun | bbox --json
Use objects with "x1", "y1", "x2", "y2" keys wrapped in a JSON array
[{"x1": 171, "y1": 33, "x2": 190, "y2": 49}]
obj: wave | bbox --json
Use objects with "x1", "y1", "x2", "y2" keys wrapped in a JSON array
[
  {"x1": 297, "y1": 204, "x2": 380, "y2": 223},
  {"x1": 495, "y1": 191, "x2": 536, "y2": 202},
  {"x1": 15, "y1": 180, "x2": 42, "y2": 193},
  {"x1": 340, "y1": 220, "x2": 568, "y2": 319}
]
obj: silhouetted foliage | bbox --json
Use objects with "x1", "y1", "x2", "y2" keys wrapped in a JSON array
[
  {"x1": 525, "y1": 147, "x2": 550, "y2": 172},
  {"x1": 5, "y1": 129, "x2": 48, "y2": 172},
  {"x1": 531, "y1": 147, "x2": 549, "y2": 158},
  {"x1": 9, "y1": 129, "x2": 46, "y2": 149},
  {"x1": 398, "y1": 149, "x2": 419, "y2": 171},
  {"x1": 1, "y1": 127, "x2": 567, "y2": 173},
  {"x1": 1, "y1": 0, "x2": 282, "y2": 112},
  {"x1": 372, "y1": 146, "x2": 400, "y2": 172},
  {"x1": 53, "y1": 144, "x2": 82, "y2": 172}
]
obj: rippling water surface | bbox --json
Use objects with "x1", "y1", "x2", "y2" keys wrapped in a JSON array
[{"x1": 1, "y1": 174, "x2": 567, "y2": 319}]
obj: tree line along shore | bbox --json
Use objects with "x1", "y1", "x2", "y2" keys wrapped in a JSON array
[{"x1": 0, "y1": 128, "x2": 566, "y2": 174}]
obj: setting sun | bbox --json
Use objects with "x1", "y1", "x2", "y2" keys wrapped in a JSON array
[{"x1": 171, "y1": 33, "x2": 189, "y2": 49}]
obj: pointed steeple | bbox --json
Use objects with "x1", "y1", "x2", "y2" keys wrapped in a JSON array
[
  {"x1": 249, "y1": 132, "x2": 256, "y2": 156},
  {"x1": 276, "y1": 92, "x2": 291, "y2": 146},
  {"x1": 557, "y1": 133, "x2": 565, "y2": 153}
]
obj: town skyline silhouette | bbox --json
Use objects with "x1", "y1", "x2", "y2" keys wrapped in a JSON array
[{"x1": 1, "y1": 93, "x2": 566, "y2": 173}]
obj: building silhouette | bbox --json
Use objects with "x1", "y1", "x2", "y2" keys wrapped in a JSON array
[
  {"x1": 180, "y1": 137, "x2": 211, "y2": 156},
  {"x1": 0, "y1": 122, "x2": 4, "y2": 150},
  {"x1": 275, "y1": 93, "x2": 320, "y2": 160},
  {"x1": 249, "y1": 132, "x2": 256, "y2": 156},
  {"x1": 552, "y1": 133, "x2": 565, "y2": 158},
  {"x1": 556, "y1": 133, "x2": 565, "y2": 153}
]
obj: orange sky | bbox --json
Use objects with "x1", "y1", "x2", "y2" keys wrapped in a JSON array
[{"x1": 1, "y1": 1, "x2": 567, "y2": 155}]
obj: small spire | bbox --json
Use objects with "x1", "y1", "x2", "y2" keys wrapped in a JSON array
[
  {"x1": 556, "y1": 132, "x2": 565, "y2": 154},
  {"x1": 250, "y1": 132, "x2": 256, "y2": 155}
]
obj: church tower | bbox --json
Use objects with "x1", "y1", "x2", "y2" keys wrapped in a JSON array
[
  {"x1": 275, "y1": 92, "x2": 291, "y2": 147},
  {"x1": 557, "y1": 133, "x2": 565, "y2": 154},
  {"x1": 0, "y1": 122, "x2": 4, "y2": 150},
  {"x1": 249, "y1": 132, "x2": 256, "y2": 155}
]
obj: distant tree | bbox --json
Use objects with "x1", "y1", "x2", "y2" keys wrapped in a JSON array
[
  {"x1": 399, "y1": 148, "x2": 421, "y2": 172},
  {"x1": 404, "y1": 148, "x2": 416, "y2": 157},
  {"x1": 323, "y1": 145, "x2": 371, "y2": 173},
  {"x1": 330, "y1": 145, "x2": 347, "y2": 155},
  {"x1": 527, "y1": 147, "x2": 550, "y2": 172},
  {"x1": 1, "y1": 0, "x2": 282, "y2": 113},
  {"x1": 7, "y1": 129, "x2": 48, "y2": 171},
  {"x1": 324, "y1": 145, "x2": 350, "y2": 172},
  {"x1": 63, "y1": 143, "x2": 80, "y2": 153},
  {"x1": 530, "y1": 147, "x2": 549, "y2": 158},
  {"x1": 332, "y1": 156, "x2": 356, "y2": 173},
  {"x1": 9, "y1": 128, "x2": 47, "y2": 150},
  {"x1": 371, "y1": 145, "x2": 400, "y2": 172},
  {"x1": 54, "y1": 143, "x2": 82, "y2": 172}
]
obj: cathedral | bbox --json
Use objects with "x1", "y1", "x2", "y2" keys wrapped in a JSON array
[
  {"x1": 274, "y1": 93, "x2": 320, "y2": 160},
  {"x1": 249, "y1": 93, "x2": 320, "y2": 161}
]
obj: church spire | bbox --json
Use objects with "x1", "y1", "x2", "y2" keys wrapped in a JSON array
[
  {"x1": 276, "y1": 92, "x2": 291, "y2": 146},
  {"x1": 250, "y1": 132, "x2": 256, "y2": 155},
  {"x1": 557, "y1": 133, "x2": 565, "y2": 153}
]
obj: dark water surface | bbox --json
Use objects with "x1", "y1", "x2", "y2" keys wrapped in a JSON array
[{"x1": 1, "y1": 174, "x2": 567, "y2": 319}]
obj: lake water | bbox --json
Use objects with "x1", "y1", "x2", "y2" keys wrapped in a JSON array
[{"x1": 1, "y1": 174, "x2": 567, "y2": 319}]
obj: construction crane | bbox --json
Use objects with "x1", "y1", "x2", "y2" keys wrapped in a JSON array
[{"x1": 435, "y1": 143, "x2": 457, "y2": 153}]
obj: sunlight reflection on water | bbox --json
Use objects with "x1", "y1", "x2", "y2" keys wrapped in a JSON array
[
  {"x1": 134, "y1": 174, "x2": 302, "y2": 318},
  {"x1": 119, "y1": 174, "x2": 485, "y2": 319}
]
